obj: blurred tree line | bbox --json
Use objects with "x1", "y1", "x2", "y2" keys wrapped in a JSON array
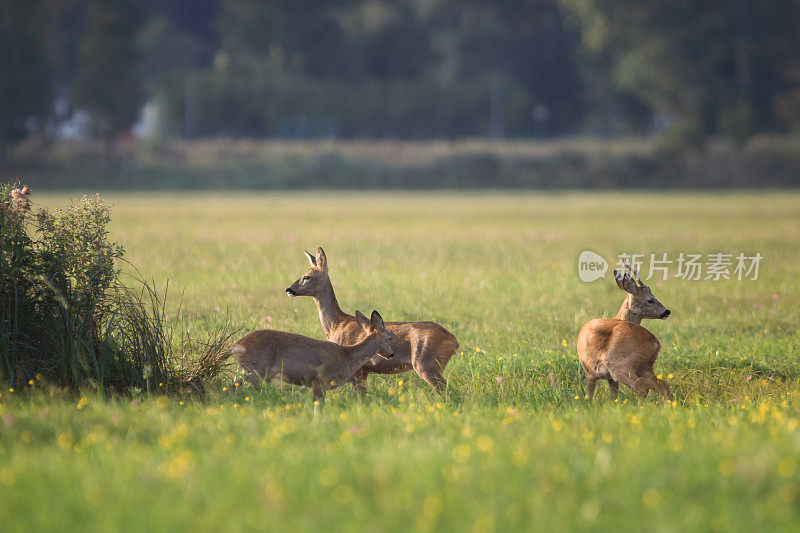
[{"x1": 2, "y1": 0, "x2": 800, "y2": 144}]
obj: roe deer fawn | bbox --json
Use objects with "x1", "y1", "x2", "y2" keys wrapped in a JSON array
[
  {"x1": 577, "y1": 267, "x2": 672, "y2": 401},
  {"x1": 232, "y1": 310, "x2": 394, "y2": 400},
  {"x1": 286, "y1": 247, "x2": 459, "y2": 395}
]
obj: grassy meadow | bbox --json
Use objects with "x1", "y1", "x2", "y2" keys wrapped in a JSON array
[{"x1": 2, "y1": 191, "x2": 800, "y2": 531}]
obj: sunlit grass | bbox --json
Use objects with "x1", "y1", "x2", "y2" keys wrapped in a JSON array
[{"x1": 2, "y1": 191, "x2": 800, "y2": 531}]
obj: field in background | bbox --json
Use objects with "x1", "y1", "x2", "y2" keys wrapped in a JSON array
[
  {"x1": 5, "y1": 136, "x2": 800, "y2": 189},
  {"x1": 2, "y1": 191, "x2": 800, "y2": 531}
]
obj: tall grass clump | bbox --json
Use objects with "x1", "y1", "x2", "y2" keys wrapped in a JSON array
[{"x1": 0, "y1": 181, "x2": 233, "y2": 392}]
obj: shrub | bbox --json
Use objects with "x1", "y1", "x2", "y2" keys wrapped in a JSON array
[{"x1": 0, "y1": 182, "x2": 234, "y2": 392}]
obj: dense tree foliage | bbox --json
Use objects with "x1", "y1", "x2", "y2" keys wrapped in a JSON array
[
  {"x1": 560, "y1": 0, "x2": 800, "y2": 138},
  {"x1": 0, "y1": 0, "x2": 54, "y2": 143},
  {"x1": 71, "y1": 0, "x2": 143, "y2": 138},
  {"x1": 1, "y1": 0, "x2": 799, "y2": 142}
]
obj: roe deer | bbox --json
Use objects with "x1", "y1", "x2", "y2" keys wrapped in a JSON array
[
  {"x1": 286, "y1": 247, "x2": 459, "y2": 395},
  {"x1": 232, "y1": 310, "x2": 394, "y2": 400},
  {"x1": 577, "y1": 267, "x2": 672, "y2": 401}
]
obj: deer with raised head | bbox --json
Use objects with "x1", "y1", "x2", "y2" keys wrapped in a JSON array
[
  {"x1": 232, "y1": 310, "x2": 394, "y2": 400},
  {"x1": 577, "y1": 266, "x2": 672, "y2": 401},
  {"x1": 285, "y1": 247, "x2": 459, "y2": 395}
]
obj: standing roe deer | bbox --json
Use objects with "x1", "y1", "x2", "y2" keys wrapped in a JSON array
[
  {"x1": 286, "y1": 247, "x2": 459, "y2": 395},
  {"x1": 577, "y1": 267, "x2": 672, "y2": 401},
  {"x1": 232, "y1": 310, "x2": 394, "y2": 400}
]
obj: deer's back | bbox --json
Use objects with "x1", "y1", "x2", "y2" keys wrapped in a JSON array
[
  {"x1": 328, "y1": 318, "x2": 458, "y2": 367},
  {"x1": 328, "y1": 317, "x2": 458, "y2": 356},
  {"x1": 578, "y1": 319, "x2": 660, "y2": 375},
  {"x1": 233, "y1": 329, "x2": 344, "y2": 381}
]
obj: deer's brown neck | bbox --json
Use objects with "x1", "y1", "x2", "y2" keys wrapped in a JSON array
[
  {"x1": 338, "y1": 334, "x2": 380, "y2": 380},
  {"x1": 614, "y1": 297, "x2": 642, "y2": 324},
  {"x1": 313, "y1": 279, "x2": 348, "y2": 338}
]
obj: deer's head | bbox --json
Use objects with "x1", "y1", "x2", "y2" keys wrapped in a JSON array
[
  {"x1": 614, "y1": 267, "x2": 670, "y2": 320},
  {"x1": 355, "y1": 310, "x2": 394, "y2": 359},
  {"x1": 286, "y1": 247, "x2": 329, "y2": 298}
]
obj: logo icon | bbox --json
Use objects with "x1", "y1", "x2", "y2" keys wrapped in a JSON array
[{"x1": 578, "y1": 251, "x2": 608, "y2": 282}]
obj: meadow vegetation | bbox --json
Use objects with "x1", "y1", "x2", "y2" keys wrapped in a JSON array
[{"x1": 1, "y1": 191, "x2": 799, "y2": 531}]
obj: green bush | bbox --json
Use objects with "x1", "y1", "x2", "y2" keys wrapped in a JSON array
[{"x1": 0, "y1": 182, "x2": 234, "y2": 392}]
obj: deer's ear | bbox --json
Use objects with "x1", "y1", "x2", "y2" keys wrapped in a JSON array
[
  {"x1": 304, "y1": 250, "x2": 316, "y2": 267},
  {"x1": 355, "y1": 310, "x2": 371, "y2": 330},
  {"x1": 316, "y1": 247, "x2": 327, "y2": 271},
  {"x1": 370, "y1": 310, "x2": 386, "y2": 332},
  {"x1": 614, "y1": 270, "x2": 626, "y2": 291},
  {"x1": 615, "y1": 272, "x2": 638, "y2": 294}
]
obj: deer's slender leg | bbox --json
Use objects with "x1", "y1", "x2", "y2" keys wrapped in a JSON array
[
  {"x1": 658, "y1": 379, "x2": 673, "y2": 401},
  {"x1": 412, "y1": 356, "x2": 447, "y2": 395},
  {"x1": 422, "y1": 338, "x2": 457, "y2": 395},
  {"x1": 236, "y1": 368, "x2": 262, "y2": 388},
  {"x1": 407, "y1": 338, "x2": 446, "y2": 395},
  {"x1": 312, "y1": 381, "x2": 326, "y2": 402},
  {"x1": 607, "y1": 379, "x2": 619, "y2": 399},
  {"x1": 632, "y1": 372, "x2": 673, "y2": 401},
  {"x1": 416, "y1": 364, "x2": 447, "y2": 395},
  {"x1": 640, "y1": 371, "x2": 672, "y2": 401},
  {"x1": 586, "y1": 377, "x2": 597, "y2": 400},
  {"x1": 608, "y1": 361, "x2": 650, "y2": 399},
  {"x1": 635, "y1": 379, "x2": 651, "y2": 399},
  {"x1": 350, "y1": 369, "x2": 368, "y2": 394}
]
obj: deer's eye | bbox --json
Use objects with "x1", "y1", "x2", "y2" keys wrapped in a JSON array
[
  {"x1": 647, "y1": 299, "x2": 654, "y2": 304},
  {"x1": 302, "y1": 276, "x2": 311, "y2": 281}
]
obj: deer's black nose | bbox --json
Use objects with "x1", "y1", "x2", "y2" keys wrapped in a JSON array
[
  {"x1": 661, "y1": 310, "x2": 671, "y2": 318},
  {"x1": 285, "y1": 287, "x2": 296, "y2": 296}
]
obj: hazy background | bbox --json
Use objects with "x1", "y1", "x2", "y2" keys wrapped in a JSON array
[{"x1": 2, "y1": 0, "x2": 800, "y2": 188}]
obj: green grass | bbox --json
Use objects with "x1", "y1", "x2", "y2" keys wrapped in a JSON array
[{"x1": 2, "y1": 191, "x2": 800, "y2": 531}]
